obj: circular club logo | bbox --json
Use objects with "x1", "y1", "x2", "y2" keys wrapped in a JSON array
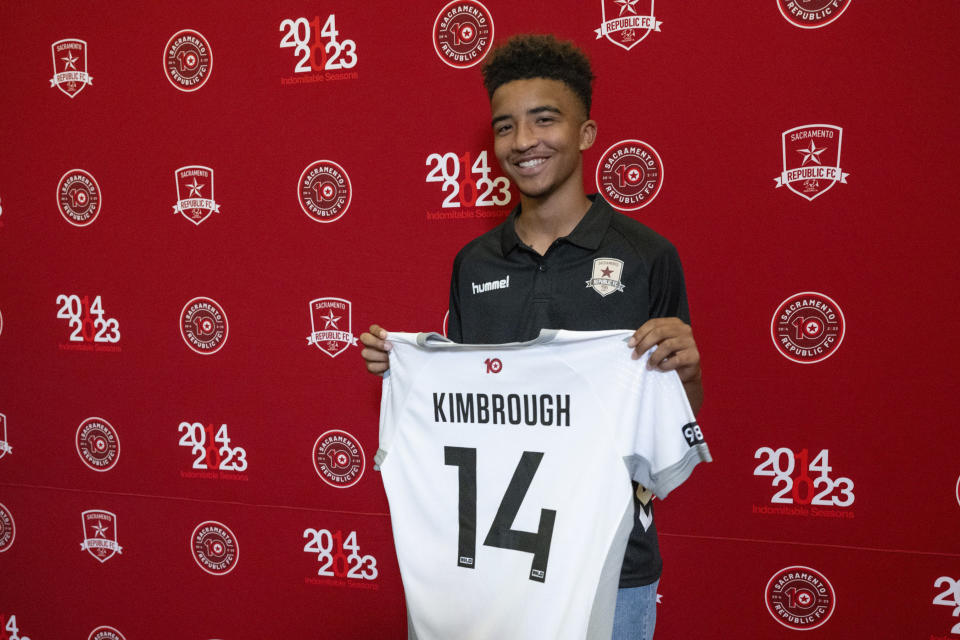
[
  {"x1": 164, "y1": 29, "x2": 212, "y2": 91},
  {"x1": 76, "y1": 417, "x2": 120, "y2": 472},
  {"x1": 771, "y1": 292, "x2": 845, "y2": 364},
  {"x1": 0, "y1": 502, "x2": 14, "y2": 552},
  {"x1": 88, "y1": 627, "x2": 125, "y2": 640},
  {"x1": 191, "y1": 521, "x2": 238, "y2": 575},
  {"x1": 180, "y1": 297, "x2": 228, "y2": 355},
  {"x1": 57, "y1": 169, "x2": 101, "y2": 226},
  {"x1": 313, "y1": 429, "x2": 365, "y2": 488},
  {"x1": 298, "y1": 160, "x2": 351, "y2": 223},
  {"x1": 432, "y1": 0, "x2": 494, "y2": 69},
  {"x1": 596, "y1": 140, "x2": 664, "y2": 211},
  {"x1": 765, "y1": 565, "x2": 836, "y2": 630},
  {"x1": 777, "y1": 0, "x2": 851, "y2": 29}
]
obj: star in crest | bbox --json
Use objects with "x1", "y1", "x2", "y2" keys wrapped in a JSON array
[
  {"x1": 796, "y1": 141, "x2": 826, "y2": 166},
  {"x1": 186, "y1": 178, "x2": 204, "y2": 197},
  {"x1": 601, "y1": 266, "x2": 614, "y2": 277},
  {"x1": 321, "y1": 310, "x2": 340, "y2": 329},
  {"x1": 61, "y1": 52, "x2": 78, "y2": 70},
  {"x1": 92, "y1": 522, "x2": 108, "y2": 538},
  {"x1": 615, "y1": 0, "x2": 639, "y2": 15}
]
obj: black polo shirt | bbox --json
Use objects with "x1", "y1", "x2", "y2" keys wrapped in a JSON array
[{"x1": 447, "y1": 194, "x2": 690, "y2": 588}]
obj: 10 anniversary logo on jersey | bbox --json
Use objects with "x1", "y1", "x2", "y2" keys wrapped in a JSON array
[
  {"x1": 173, "y1": 166, "x2": 221, "y2": 225},
  {"x1": 597, "y1": 140, "x2": 663, "y2": 211},
  {"x1": 771, "y1": 292, "x2": 844, "y2": 363},
  {"x1": 433, "y1": 0, "x2": 493, "y2": 69},
  {"x1": 765, "y1": 566, "x2": 835, "y2": 630},
  {"x1": 191, "y1": 520, "x2": 239, "y2": 575},
  {"x1": 180, "y1": 297, "x2": 228, "y2": 354},
  {"x1": 777, "y1": 0, "x2": 851, "y2": 29},
  {"x1": 313, "y1": 430, "x2": 365, "y2": 488},
  {"x1": 58, "y1": 169, "x2": 101, "y2": 226},
  {"x1": 298, "y1": 160, "x2": 351, "y2": 223},
  {"x1": 164, "y1": 29, "x2": 212, "y2": 91},
  {"x1": 76, "y1": 417, "x2": 120, "y2": 472},
  {"x1": 50, "y1": 39, "x2": 93, "y2": 98},
  {"x1": 595, "y1": 0, "x2": 661, "y2": 50},
  {"x1": 774, "y1": 125, "x2": 849, "y2": 201}
]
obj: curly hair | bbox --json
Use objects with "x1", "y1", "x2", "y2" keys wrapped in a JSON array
[{"x1": 481, "y1": 34, "x2": 594, "y2": 116}]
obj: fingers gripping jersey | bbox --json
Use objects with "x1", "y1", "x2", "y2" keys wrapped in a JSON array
[{"x1": 377, "y1": 330, "x2": 711, "y2": 640}]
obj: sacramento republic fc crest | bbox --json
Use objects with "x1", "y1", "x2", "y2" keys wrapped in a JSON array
[
  {"x1": 586, "y1": 258, "x2": 626, "y2": 297},
  {"x1": 596, "y1": 0, "x2": 661, "y2": 50},
  {"x1": 0, "y1": 413, "x2": 11, "y2": 460},
  {"x1": 777, "y1": 0, "x2": 852, "y2": 29},
  {"x1": 313, "y1": 429, "x2": 365, "y2": 488},
  {"x1": 775, "y1": 125, "x2": 849, "y2": 201},
  {"x1": 298, "y1": 160, "x2": 351, "y2": 223},
  {"x1": 0, "y1": 502, "x2": 14, "y2": 552},
  {"x1": 50, "y1": 39, "x2": 93, "y2": 98},
  {"x1": 771, "y1": 292, "x2": 845, "y2": 364},
  {"x1": 88, "y1": 627, "x2": 126, "y2": 640},
  {"x1": 80, "y1": 510, "x2": 123, "y2": 562},
  {"x1": 181, "y1": 297, "x2": 229, "y2": 355},
  {"x1": 307, "y1": 297, "x2": 358, "y2": 358},
  {"x1": 76, "y1": 417, "x2": 120, "y2": 472},
  {"x1": 596, "y1": 140, "x2": 663, "y2": 210},
  {"x1": 432, "y1": 0, "x2": 494, "y2": 69},
  {"x1": 765, "y1": 565, "x2": 836, "y2": 630},
  {"x1": 191, "y1": 520, "x2": 239, "y2": 575},
  {"x1": 58, "y1": 169, "x2": 102, "y2": 226},
  {"x1": 164, "y1": 29, "x2": 212, "y2": 91},
  {"x1": 174, "y1": 166, "x2": 221, "y2": 225}
]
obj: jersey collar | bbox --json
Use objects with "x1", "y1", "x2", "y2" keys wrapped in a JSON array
[{"x1": 499, "y1": 194, "x2": 612, "y2": 256}]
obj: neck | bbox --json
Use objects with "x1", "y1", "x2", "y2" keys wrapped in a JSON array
[{"x1": 515, "y1": 171, "x2": 591, "y2": 255}]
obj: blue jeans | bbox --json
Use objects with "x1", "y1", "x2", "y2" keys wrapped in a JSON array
[{"x1": 611, "y1": 580, "x2": 659, "y2": 640}]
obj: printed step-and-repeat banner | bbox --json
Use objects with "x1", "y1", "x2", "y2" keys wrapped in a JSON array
[{"x1": 1, "y1": 1, "x2": 958, "y2": 638}]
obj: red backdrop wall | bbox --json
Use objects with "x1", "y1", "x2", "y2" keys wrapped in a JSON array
[{"x1": 1, "y1": 1, "x2": 958, "y2": 638}]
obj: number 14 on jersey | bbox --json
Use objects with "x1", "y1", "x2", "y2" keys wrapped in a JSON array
[{"x1": 445, "y1": 446, "x2": 556, "y2": 583}]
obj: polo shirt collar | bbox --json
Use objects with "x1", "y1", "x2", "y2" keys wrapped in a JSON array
[{"x1": 499, "y1": 194, "x2": 611, "y2": 255}]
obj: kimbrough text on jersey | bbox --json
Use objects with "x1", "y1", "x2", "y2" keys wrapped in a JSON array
[{"x1": 433, "y1": 392, "x2": 571, "y2": 427}]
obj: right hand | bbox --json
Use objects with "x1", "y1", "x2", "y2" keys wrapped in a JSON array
[{"x1": 359, "y1": 324, "x2": 391, "y2": 375}]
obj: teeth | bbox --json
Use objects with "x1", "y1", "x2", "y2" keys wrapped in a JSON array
[{"x1": 518, "y1": 158, "x2": 546, "y2": 168}]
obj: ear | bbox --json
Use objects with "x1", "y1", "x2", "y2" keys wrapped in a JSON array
[{"x1": 579, "y1": 119, "x2": 597, "y2": 151}]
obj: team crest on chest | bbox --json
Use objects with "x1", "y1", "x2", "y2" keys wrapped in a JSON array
[{"x1": 586, "y1": 258, "x2": 626, "y2": 297}]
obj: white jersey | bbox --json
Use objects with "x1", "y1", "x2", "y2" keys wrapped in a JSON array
[{"x1": 377, "y1": 329, "x2": 711, "y2": 640}]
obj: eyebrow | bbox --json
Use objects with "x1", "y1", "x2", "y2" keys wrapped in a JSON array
[{"x1": 491, "y1": 105, "x2": 562, "y2": 127}]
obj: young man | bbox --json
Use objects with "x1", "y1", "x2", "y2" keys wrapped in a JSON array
[{"x1": 361, "y1": 34, "x2": 702, "y2": 640}]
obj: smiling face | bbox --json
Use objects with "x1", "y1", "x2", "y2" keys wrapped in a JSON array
[{"x1": 490, "y1": 77, "x2": 596, "y2": 202}]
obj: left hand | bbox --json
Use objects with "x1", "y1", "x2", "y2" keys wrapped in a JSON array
[{"x1": 628, "y1": 317, "x2": 701, "y2": 385}]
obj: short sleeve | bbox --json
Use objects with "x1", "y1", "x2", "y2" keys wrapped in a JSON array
[
  {"x1": 628, "y1": 356, "x2": 710, "y2": 499},
  {"x1": 648, "y1": 243, "x2": 690, "y2": 325}
]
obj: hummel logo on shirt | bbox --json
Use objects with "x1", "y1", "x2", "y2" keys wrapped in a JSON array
[{"x1": 471, "y1": 275, "x2": 510, "y2": 295}]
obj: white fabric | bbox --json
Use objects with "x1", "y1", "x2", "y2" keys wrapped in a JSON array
[{"x1": 378, "y1": 329, "x2": 711, "y2": 640}]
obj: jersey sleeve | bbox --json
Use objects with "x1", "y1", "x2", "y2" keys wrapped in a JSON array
[
  {"x1": 447, "y1": 252, "x2": 464, "y2": 343},
  {"x1": 375, "y1": 367, "x2": 396, "y2": 471},
  {"x1": 627, "y1": 356, "x2": 711, "y2": 499},
  {"x1": 648, "y1": 242, "x2": 690, "y2": 324}
]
